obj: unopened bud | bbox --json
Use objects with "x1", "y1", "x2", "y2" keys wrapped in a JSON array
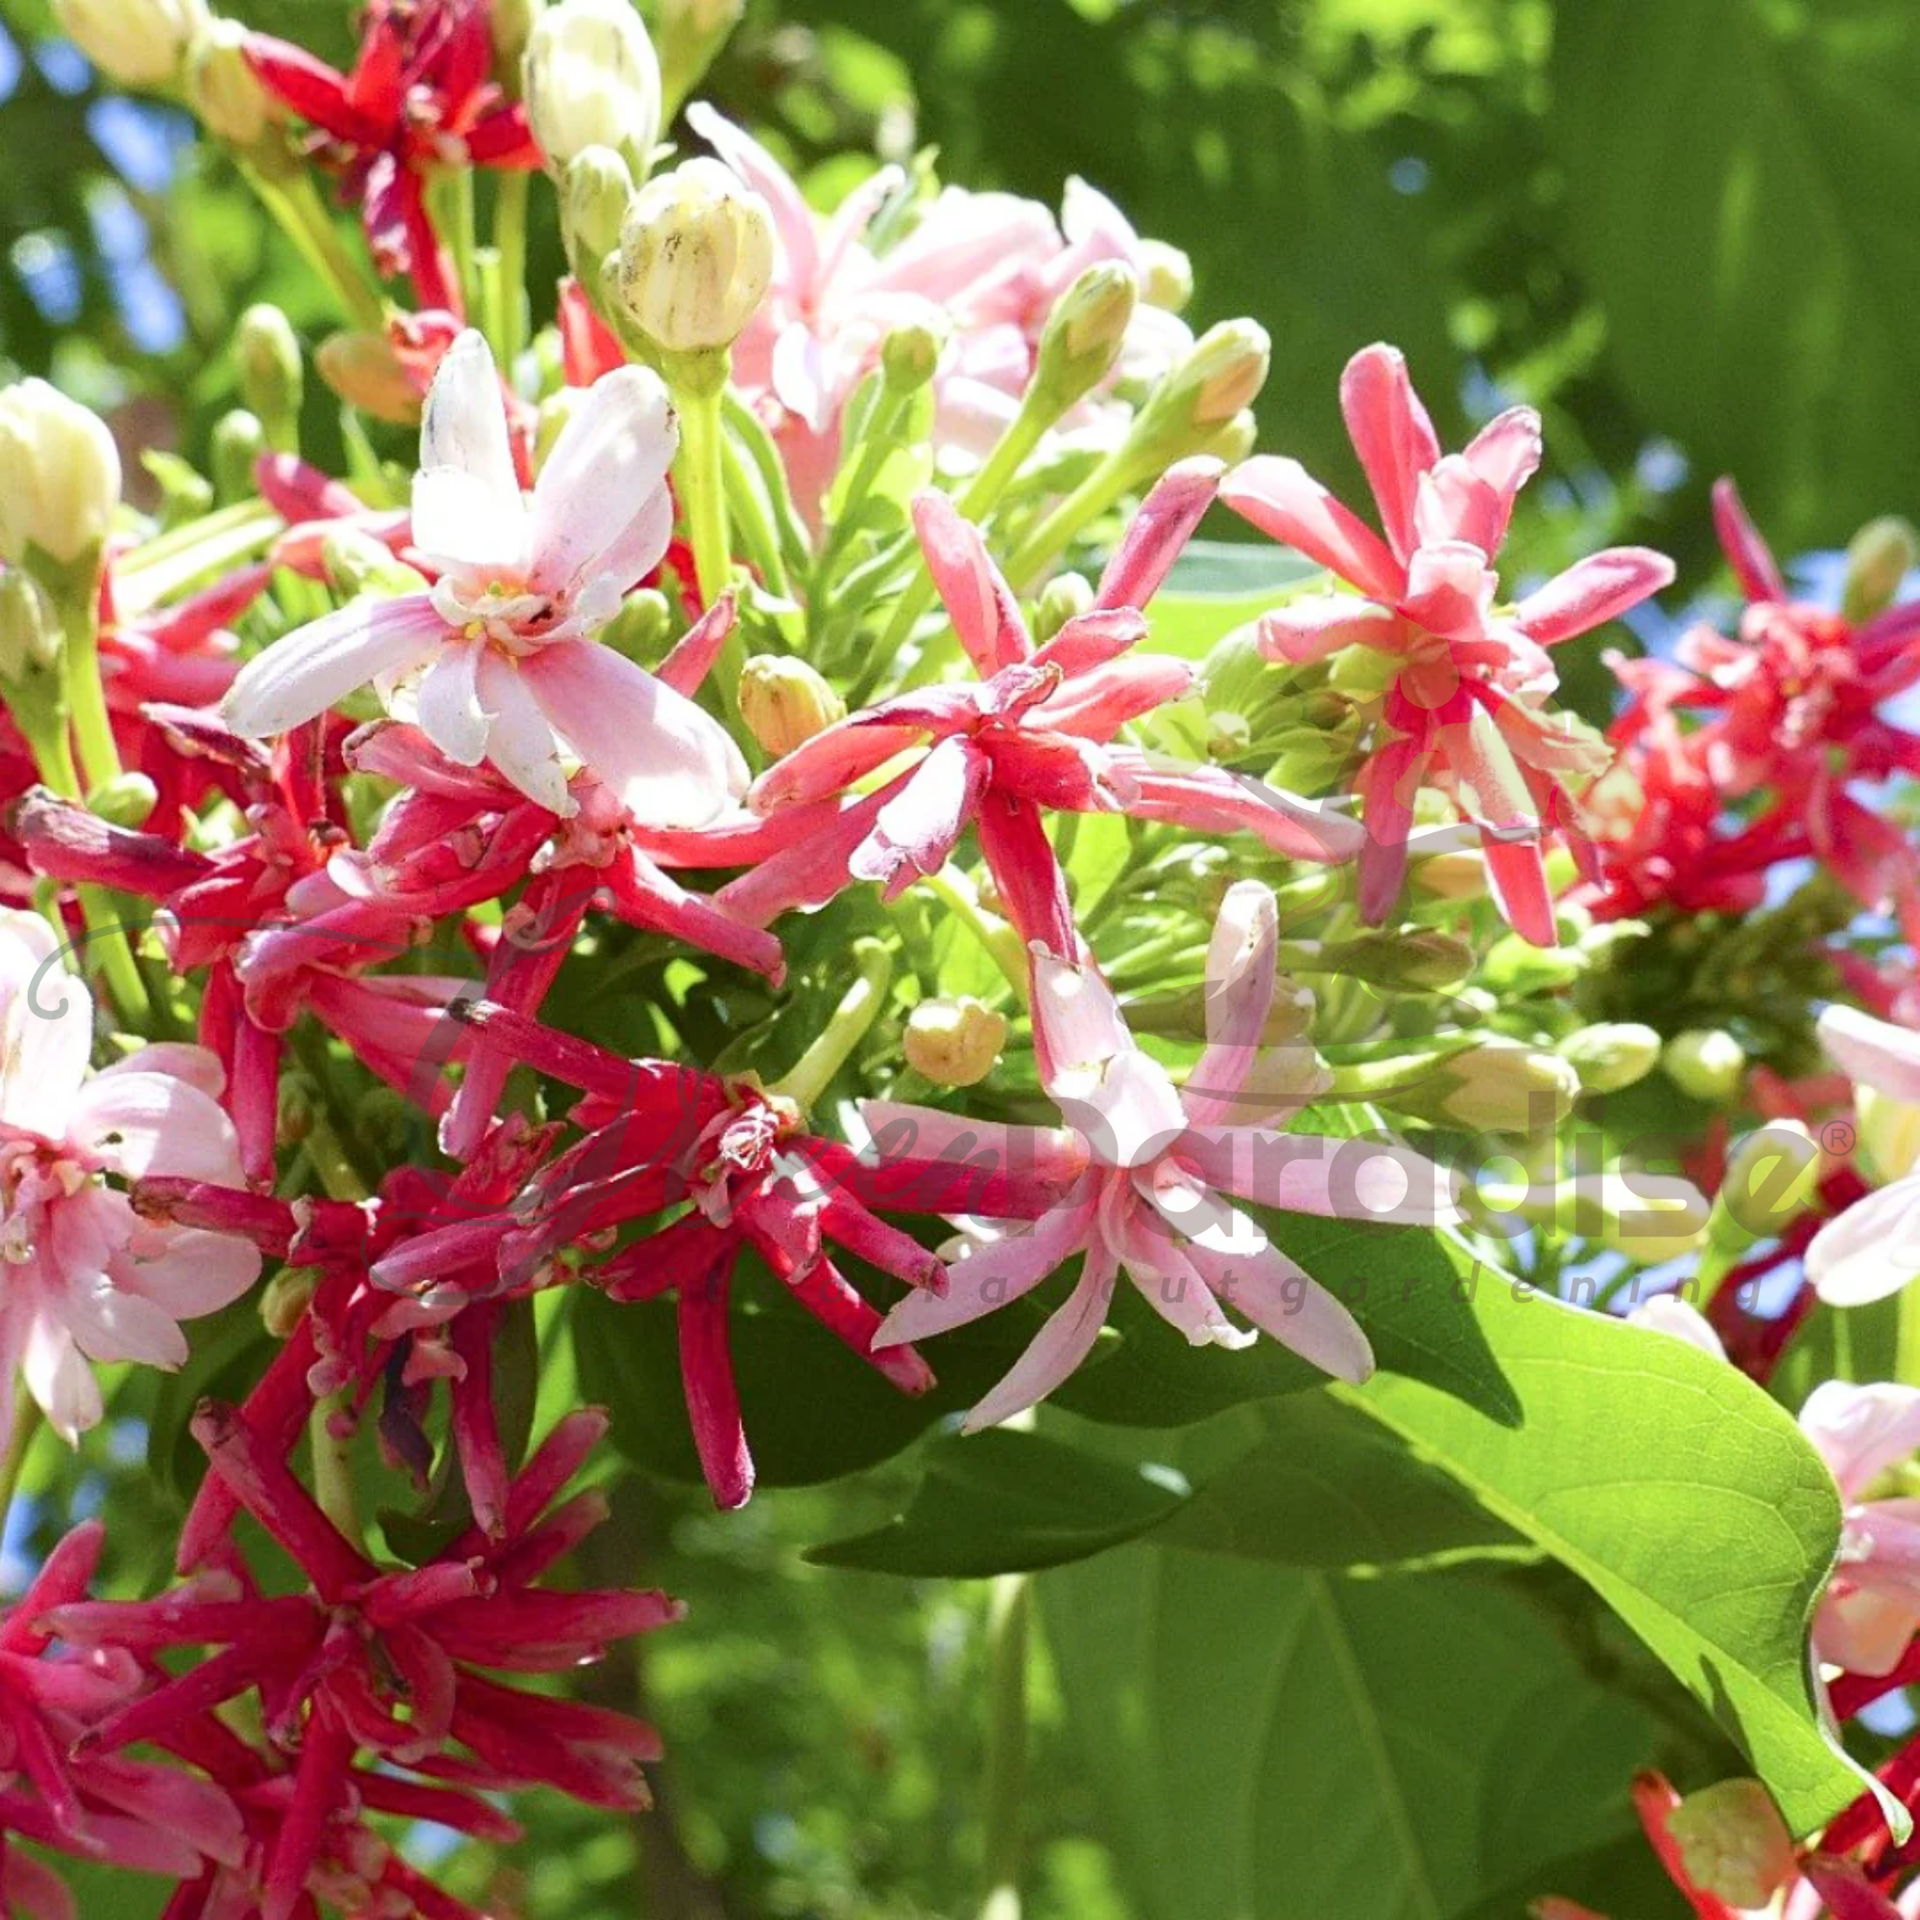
[
  {"x1": 87, "y1": 771, "x2": 158, "y2": 829},
  {"x1": 562, "y1": 148, "x2": 637, "y2": 285},
  {"x1": 1843, "y1": 515, "x2": 1917, "y2": 626},
  {"x1": 524, "y1": 0, "x2": 663, "y2": 173},
  {"x1": 534, "y1": 386, "x2": 588, "y2": 475},
  {"x1": 739, "y1": 654, "x2": 846, "y2": 758},
  {"x1": 1709, "y1": 1121, "x2": 1821, "y2": 1248},
  {"x1": 1032, "y1": 262, "x2": 1138, "y2": 413},
  {"x1": 1138, "y1": 239, "x2": 1193, "y2": 313},
  {"x1": 1484, "y1": 1168, "x2": 1709, "y2": 1264},
  {"x1": 322, "y1": 529, "x2": 427, "y2": 600},
  {"x1": 601, "y1": 589, "x2": 672, "y2": 665},
  {"x1": 210, "y1": 409, "x2": 265, "y2": 503},
  {"x1": 657, "y1": 0, "x2": 744, "y2": 116},
  {"x1": 1664, "y1": 1028, "x2": 1746, "y2": 1103},
  {"x1": 1032, "y1": 571, "x2": 1094, "y2": 644},
  {"x1": 904, "y1": 997, "x2": 1008, "y2": 1087},
  {"x1": 489, "y1": 0, "x2": 538, "y2": 82},
  {"x1": 1167, "y1": 320, "x2": 1270, "y2": 429},
  {"x1": 1313, "y1": 929, "x2": 1475, "y2": 993},
  {"x1": 1557, "y1": 1022, "x2": 1662, "y2": 1094},
  {"x1": 615, "y1": 158, "x2": 776, "y2": 355},
  {"x1": 1858, "y1": 1084, "x2": 1920, "y2": 1185},
  {"x1": 1482, "y1": 929, "x2": 1581, "y2": 996},
  {"x1": 1423, "y1": 1038, "x2": 1579, "y2": 1134},
  {"x1": 315, "y1": 330, "x2": 422, "y2": 426},
  {"x1": 0, "y1": 380, "x2": 121, "y2": 570},
  {"x1": 0, "y1": 571, "x2": 61, "y2": 685},
  {"x1": 1664, "y1": 1780, "x2": 1795, "y2": 1912},
  {"x1": 260, "y1": 1265, "x2": 320, "y2": 1339},
  {"x1": 236, "y1": 304, "x2": 302, "y2": 448},
  {"x1": 881, "y1": 314, "x2": 948, "y2": 394},
  {"x1": 55, "y1": 0, "x2": 206, "y2": 87},
  {"x1": 1413, "y1": 849, "x2": 1490, "y2": 902},
  {"x1": 187, "y1": 17, "x2": 274, "y2": 145}
]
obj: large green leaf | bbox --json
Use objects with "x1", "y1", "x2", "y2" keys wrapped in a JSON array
[
  {"x1": 1342, "y1": 1276, "x2": 1877, "y2": 1837},
  {"x1": 1040, "y1": 1547, "x2": 1679, "y2": 1920},
  {"x1": 1550, "y1": 0, "x2": 1920, "y2": 547}
]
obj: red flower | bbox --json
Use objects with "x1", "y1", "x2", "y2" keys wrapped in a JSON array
[{"x1": 246, "y1": 0, "x2": 539, "y2": 313}]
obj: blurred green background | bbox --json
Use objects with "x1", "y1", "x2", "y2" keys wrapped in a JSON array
[{"x1": 0, "y1": 1, "x2": 1909, "y2": 1914}]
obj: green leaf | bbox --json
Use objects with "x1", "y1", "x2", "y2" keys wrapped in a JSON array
[
  {"x1": 1040, "y1": 1547, "x2": 1665, "y2": 1920},
  {"x1": 1551, "y1": 0, "x2": 1920, "y2": 548},
  {"x1": 1145, "y1": 542, "x2": 1322, "y2": 659},
  {"x1": 1158, "y1": 1394, "x2": 1528, "y2": 1569},
  {"x1": 1342, "y1": 1277, "x2": 1878, "y2": 1837},
  {"x1": 806, "y1": 1429, "x2": 1189, "y2": 1575}
]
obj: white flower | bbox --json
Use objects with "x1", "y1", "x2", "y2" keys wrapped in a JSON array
[
  {"x1": 0, "y1": 912, "x2": 260, "y2": 1442},
  {"x1": 223, "y1": 330, "x2": 745, "y2": 825},
  {"x1": 524, "y1": 0, "x2": 662, "y2": 171}
]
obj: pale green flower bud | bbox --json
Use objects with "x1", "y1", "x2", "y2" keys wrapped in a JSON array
[
  {"x1": 657, "y1": 0, "x2": 744, "y2": 116},
  {"x1": 524, "y1": 0, "x2": 662, "y2": 173},
  {"x1": 0, "y1": 570, "x2": 61, "y2": 686},
  {"x1": 1424, "y1": 1039, "x2": 1579, "y2": 1134},
  {"x1": 56, "y1": 0, "x2": 206, "y2": 87},
  {"x1": 1138, "y1": 238, "x2": 1193, "y2": 313},
  {"x1": 315, "y1": 331, "x2": 423, "y2": 426},
  {"x1": 260, "y1": 1265, "x2": 320, "y2": 1339},
  {"x1": 1708, "y1": 1120, "x2": 1821, "y2": 1248},
  {"x1": 187, "y1": 18, "x2": 274, "y2": 145},
  {"x1": 1032, "y1": 571, "x2": 1094, "y2": 644},
  {"x1": 1858, "y1": 1084, "x2": 1920, "y2": 1185},
  {"x1": 322, "y1": 529, "x2": 427, "y2": 600},
  {"x1": 86, "y1": 771, "x2": 159, "y2": 829},
  {"x1": 1664, "y1": 1028, "x2": 1746, "y2": 1103},
  {"x1": 739, "y1": 654, "x2": 846, "y2": 758},
  {"x1": 489, "y1": 0, "x2": 539, "y2": 83},
  {"x1": 209, "y1": 409, "x2": 265, "y2": 504},
  {"x1": 1412, "y1": 850, "x2": 1489, "y2": 902},
  {"x1": 1032, "y1": 262, "x2": 1138, "y2": 413},
  {"x1": 562, "y1": 146, "x2": 636, "y2": 279},
  {"x1": 534, "y1": 386, "x2": 588, "y2": 475},
  {"x1": 904, "y1": 997, "x2": 1008, "y2": 1087},
  {"x1": 1557, "y1": 1022, "x2": 1662, "y2": 1094},
  {"x1": 615, "y1": 157, "x2": 776, "y2": 354},
  {"x1": 1664, "y1": 1780, "x2": 1795, "y2": 1912},
  {"x1": 881, "y1": 314, "x2": 949, "y2": 395},
  {"x1": 601, "y1": 590, "x2": 672, "y2": 666},
  {"x1": 1843, "y1": 515, "x2": 1917, "y2": 626},
  {"x1": 236, "y1": 304, "x2": 302, "y2": 448},
  {"x1": 1482, "y1": 1168, "x2": 1710, "y2": 1264},
  {"x1": 0, "y1": 380, "x2": 120, "y2": 569},
  {"x1": 1482, "y1": 929, "x2": 1581, "y2": 995},
  {"x1": 1176, "y1": 320, "x2": 1271, "y2": 427}
]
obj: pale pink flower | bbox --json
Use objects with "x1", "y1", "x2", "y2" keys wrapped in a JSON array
[
  {"x1": 0, "y1": 911, "x2": 260, "y2": 1439},
  {"x1": 223, "y1": 329, "x2": 745, "y2": 826},
  {"x1": 1806, "y1": 1005, "x2": 1920, "y2": 1306},
  {"x1": 870, "y1": 881, "x2": 1459, "y2": 1429},
  {"x1": 1798, "y1": 1381, "x2": 1920, "y2": 1677},
  {"x1": 688, "y1": 105, "x2": 1187, "y2": 510}
]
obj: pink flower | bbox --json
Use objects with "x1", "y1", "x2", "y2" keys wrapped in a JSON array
[
  {"x1": 1797, "y1": 1382, "x2": 1920, "y2": 1678},
  {"x1": 738, "y1": 471, "x2": 1361, "y2": 946},
  {"x1": 1805, "y1": 1006, "x2": 1920, "y2": 1307},
  {"x1": 871, "y1": 881, "x2": 1460, "y2": 1428},
  {"x1": 0, "y1": 910, "x2": 260, "y2": 1439},
  {"x1": 1221, "y1": 343, "x2": 1674, "y2": 944},
  {"x1": 223, "y1": 330, "x2": 745, "y2": 827}
]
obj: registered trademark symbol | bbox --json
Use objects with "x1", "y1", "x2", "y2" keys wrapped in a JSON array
[{"x1": 1822, "y1": 1119, "x2": 1857, "y2": 1156}]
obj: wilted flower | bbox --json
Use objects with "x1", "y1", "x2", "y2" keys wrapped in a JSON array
[{"x1": 224, "y1": 329, "x2": 745, "y2": 824}]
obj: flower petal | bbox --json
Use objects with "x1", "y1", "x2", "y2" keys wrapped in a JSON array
[
  {"x1": 959, "y1": 1241, "x2": 1118, "y2": 1433},
  {"x1": 1799, "y1": 1379, "x2": 1920, "y2": 1501},
  {"x1": 68, "y1": 1071, "x2": 247, "y2": 1183},
  {"x1": 874, "y1": 1200, "x2": 1098, "y2": 1350},
  {"x1": 415, "y1": 640, "x2": 492, "y2": 767},
  {"x1": 1220, "y1": 455, "x2": 1404, "y2": 604},
  {"x1": 1806, "y1": 1178, "x2": 1920, "y2": 1308},
  {"x1": 420, "y1": 330, "x2": 519, "y2": 512},
  {"x1": 1181, "y1": 1230, "x2": 1375, "y2": 1383},
  {"x1": 0, "y1": 933, "x2": 90, "y2": 1139},
  {"x1": 1820, "y1": 1003, "x2": 1920, "y2": 1106},
  {"x1": 222, "y1": 595, "x2": 446, "y2": 738},
  {"x1": 1512, "y1": 548, "x2": 1675, "y2": 648},
  {"x1": 1181, "y1": 880, "x2": 1278, "y2": 1125},
  {"x1": 911, "y1": 492, "x2": 1028, "y2": 676},
  {"x1": 475, "y1": 650, "x2": 574, "y2": 814},
  {"x1": 1339, "y1": 344, "x2": 1440, "y2": 566}
]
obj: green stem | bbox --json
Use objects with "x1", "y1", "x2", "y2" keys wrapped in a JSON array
[
  {"x1": 917, "y1": 868, "x2": 1028, "y2": 1000},
  {"x1": 677, "y1": 381, "x2": 734, "y2": 614},
  {"x1": 492, "y1": 170, "x2": 531, "y2": 368},
  {"x1": 814, "y1": 387, "x2": 914, "y2": 594},
  {"x1": 0, "y1": 1400, "x2": 44, "y2": 1524},
  {"x1": 720, "y1": 427, "x2": 788, "y2": 597},
  {"x1": 244, "y1": 162, "x2": 385, "y2": 331},
  {"x1": 441, "y1": 167, "x2": 479, "y2": 322},
  {"x1": 772, "y1": 940, "x2": 894, "y2": 1111},
  {"x1": 1002, "y1": 444, "x2": 1142, "y2": 594},
  {"x1": 979, "y1": 1573, "x2": 1032, "y2": 1920}
]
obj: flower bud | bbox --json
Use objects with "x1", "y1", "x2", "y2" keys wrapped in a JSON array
[
  {"x1": 322, "y1": 529, "x2": 427, "y2": 600},
  {"x1": 601, "y1": 589, "x2": 672, "y2": 665},
  {"x1": 1664, "y1": 1028, "x2": 1746, "y2": 1103},
  {"x1": 0, "y1": 570, "x2": 61, "y2": 685},
  {"x1": 1482, "y1": 929, "x2": 1582, "y2": 996},
  {"x1": 881, "y1": 314, "x2": 949, "y2": 395},
  {"x1": 1138, "y1": 238, "x2": 1193, "y2": 313},
  {"x1": 524, "y1": 0, "x2": 663, "y2": 173},
  {"x1": 1709, "y1": 1120, "x2": 1821, "y2": 1247},
  {"x1": 0, "y1": 380, "x2": 121, "y2": 570},
  {"x1": 739, "y1": 654, "x2": 846, "y2": 758},
  {"x1": 1032, "y1": 262, "x2": 1138, "y2": 413},
  {"x1": 1412, "y1": 849, "x2": 1490, "y2": 902},
  {"x1": 1664, "y1": 1780, "x2": 1795, "y2": 1911},
  {"x1": 260, "y1": 1265, "x2": 320, "y2": 1339},
  {"x1": 315, "y1": 330, "x2": 423, "y2": 425},
  {"x1": 563, "y1": 146, "x2": 637, "y2": 276},
  {"x1": 1169, "y1": 320, "x2": 1270, "y2": 428},
  {"x1": 1858, "y1": 1084, "x2": 1920, "y2": 1185},
  {"x1": 236, "y1": 304, "x2": 302, "y2": 448},
  {"x1": 1032, "y1": 571, "x2": 1094, "y2": 645},
  {"x1": 1483, "y1": 1168, "x2": 1709, "y2": 1264},
  {"x1": 657, "y1": 0, "x2": 743, "y2": 116},
  {"x1": 210, "y1": 409, "x2": 265, "y2": 503},
  {"x1": 1557, "y1": 1022, "x2": 1662, "y2": 1094},
  {"x1": 534, "y1": 386, "x2": 589, "y2": 475},
  {"x1": 55, "y1": 0, "x2": 206, "y2": 87},
  {"x1": 904, "y1": 997, "x2": 1008, "y2": 1087},
  {"x1": 1313, "y1": 929, "x2": 1475, "y2": 993},
  {"x1": 1843, "y1": 515, "x2": 1917, "y2": 626},
  {"x1": 489, "y1": 0, "x2": 538, "y2": 81},
  {"x1": 87, "y1": 771, "x2": 159, "y2": 829},
  {"x1": 615, "y1": 157, "x2": 775, "y2": 355},
  {"x1": 187, "y1": 17, "x2": 274, "y2": 144},
  {"x1": 1421, "y1": 1038, "x2": 1579, "y2": 1134}
]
